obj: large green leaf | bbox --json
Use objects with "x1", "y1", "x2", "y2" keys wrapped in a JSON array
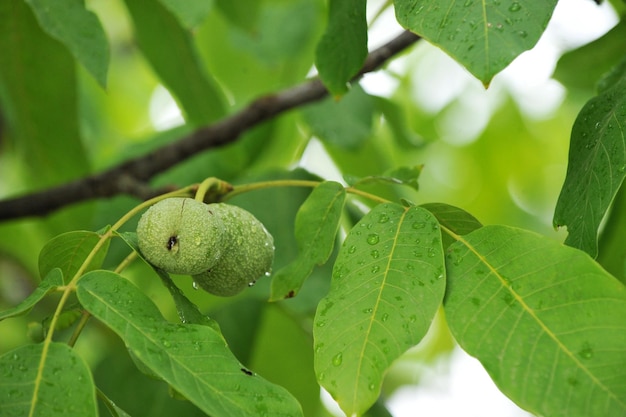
[
  {"x1": 302, "y1": 83, "x2": 374, "y2": 150},
  {"x1": 0, "y1": 268, "x2": 63, "y2": 321},
  {"x1": 314, "y1": 203, "x2": 445, "y2": 416},
  {"x1": 0, "y1": 343, "x2": 97, "y2": 417},
  {"x1": 554, "y1": 21, "x2": 626, "y2": 91},
  {"x1": 270, "y1": 181, "x2": 345, "y2": 301},
  {"x1": 315, "y1": 0, "x2": 367, "y2": 95},
  {"x1": 25, "y1": 0, "x2": 109, "y2": 87},
  {"x1": 553, "y1": 68, "x2": 626, "y2": 258},
  {"x1": 445, "y1": 225, "x2": 626, "y2": 417},
  {"x1": 76, "y1": 270, "x2": 303, "y2": 417},
  {"x1": 38, "y1": 230, "x2": 110, "y2": 283},
  {"x1": 0, "y1": 0, "x2": 90, "y2": 188},
  {"x1": 394, "y1": 0, "x2": 558, "y2": 85},
  {"x1": 123, "y1": 0, "x2": 226, "y2": 125}
]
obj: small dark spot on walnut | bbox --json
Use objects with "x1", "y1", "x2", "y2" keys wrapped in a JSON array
[{"x1": 167, "y1": 236, "x2": 178, "y2": 250}]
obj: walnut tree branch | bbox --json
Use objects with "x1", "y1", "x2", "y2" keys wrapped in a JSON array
[{"x1": 0, "y1": 31, "x2": 420, "y2": 222}]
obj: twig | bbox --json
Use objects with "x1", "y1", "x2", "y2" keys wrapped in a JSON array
[{"x1": 0, "y1": 31, "x2": 420, "y2": 221}]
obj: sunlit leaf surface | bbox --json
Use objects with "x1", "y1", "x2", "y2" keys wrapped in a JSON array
[
  {"x1": 445, "y1": 225, "x2": 626, "y2": 417},
  {"x1": 394, "y1": 0, "x2": 558, "y2": 85},
  {"x1": 314, "y1": 203, "x2": 445, "y2": 416}
]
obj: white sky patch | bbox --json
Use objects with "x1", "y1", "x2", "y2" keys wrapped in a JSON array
[{"x1": 149, "y1": 85, "x2": 184, "y2": 131}]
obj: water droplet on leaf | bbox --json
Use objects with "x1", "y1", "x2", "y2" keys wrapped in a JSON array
[
  {"x1": 332, "y1": 352, "x2": 343, "y2": 366},
  {"x1": 509, "y1": 2, "x2": 521, "y2": 12},
  {"x1": 367, "y1": 234, "x2": 379, "y2": 245}
]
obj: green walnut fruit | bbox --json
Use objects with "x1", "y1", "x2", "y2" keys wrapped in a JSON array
[
  {"x1": 193, "y1": 203, "x2": 274, "y2": 297},
  {"x1": 136, "y1": 198, "x2": 224, "y2": 275}
]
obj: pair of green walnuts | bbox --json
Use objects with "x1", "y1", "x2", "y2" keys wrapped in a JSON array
[{"x1": 136, "y1": 198, "x2": 274, "y2": 296}]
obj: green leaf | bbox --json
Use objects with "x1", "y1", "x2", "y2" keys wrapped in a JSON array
[
  {"x1": 123, "y1": 0, "x2": 226, "y2": 125},
  {"x1": 345, "y1": 166, "x2": 423, "y2": 191},
  {"x1": 421, "y1": 202, "x2": 482, "y2": 249},
  {"x1": 315, "y1": 0, "x2": 367, "y2": 95},
  {"x1": 314, "y1": 203, "x2": 445, "y2": 416},
  {"x1": 554, "y1": 21, "x2": 626, "y2": 91},
  {"x1": 444, "y1": 226, "x2": 626, "y2": 417},
  {"x1": 158, "y1": 0, "x2": 213, "y2": 29},
  {"x1": 98, "y1": 388, "x2": 132, "y2": 417},
  {"x1": 553, "y1": 72, "x2": 626, "y2": 257},
  {"x1": 154, "y1": 268, "x2": 221, "y2": 330},
  {"x1": 394, "y1": 0, "x2": 558, "y2": 85},
  {"x1": 0, "y1": 343, "x2": 97, "y2": 417},
  {"x1": 0, "y1": 0, "x2": 91, "y2": 189},
  {"x1": 373, "y1": 96, "x2": 424, "y2": 148},
  {"x1": 25, "y1": 0, "x2": 109, "y2": 87},
  {"x1": 38, "y1": 230, "x2": 110, "y2": 283},
  {"x1": 302, "y1": 83, "x2": 374, "y2": 149},
  {"x1": 598, "y1": 185, "x2": 626, "y2": 284},
  {"x1": 76, "y1": 270, "x2": 303, "y2": 417},
  {"x1": 0, "y1": 268, "x2": 63, "y2": 321},
  {"x1": 214, "y1": 0, "x2": 260, "y2": 29},
  {"x1": 270, "y1": 181, "x2": 346, "y2": 300}
]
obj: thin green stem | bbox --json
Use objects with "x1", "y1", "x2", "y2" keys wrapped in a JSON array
[
  {"x1": 345, "y1": 186, "x2": 391, "y2": 205},
  {"x1": 67, "y1": 311, "x2": 91, "y2": 348},
  {"x1": 194, "y1": 177, "x2": 232, "y2": 202}
]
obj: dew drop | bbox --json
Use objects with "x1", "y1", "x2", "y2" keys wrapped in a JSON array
[
  {"x1": 192, "y1": 281, "x2": 199, "y2": 290},
  {"x1": 368, "y1": 383, "x2": 376, "y2": 391},
  {"x1": 332, "y1": 352, "x2": 343, "y2": 366},
  {"x1": 348, "y1": 245, "x2": 357, "y2": 254},
  {"x1": 363, "y1": 307, "x2": 373, "y2": 314},
  {"x1": 248, "y1": 281, "x2": 256, "y2": 287},
  {"x1": 508, "y1": 2, "x2": 521, "y2": 12},
  {"x1": 371, "y1": 250, "x2": 380, "y2": 259},
  {"x1": 367, "y1": 234, "x2": 380, "y2": 245},
  {"x1": 378, "y1": 213, "x2": 390, "y2": 223},
  {"x1": 412, "y1": 221, "x2": 426, "y2": 229},
  {"x1": 264, "y1": 271, "x2": 271, "y2": 277},
  {"x1": 318, "y1": 372, "x2": 326, "y2": 382},
  {"x1": 371, "y1": 265, "x2": 380, "y2": 274},
  {"x1": 381, "y1": 313, "x2": 389, "y2": 322},
  {"x1": 578, "y1": 343, "x2": 594, "y2": 359},
  {"x1": 517, "y1": 30, "x2": 527, "y2": 38},
  {"x1": 464, "y1": 0, "x2": 473, "y2": 6},
  {"x1": 162, "y1": 339, "x2": 171, "y2": 347}
]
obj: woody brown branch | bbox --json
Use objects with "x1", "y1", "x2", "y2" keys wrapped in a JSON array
[{"x1": 0, "y1": 31, "x2": 420, "y2": 222}]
